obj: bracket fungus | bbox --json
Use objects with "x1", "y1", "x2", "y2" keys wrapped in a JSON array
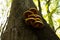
[{"x1": 23, "y1": 8, "x2": 44, "y2": 28}]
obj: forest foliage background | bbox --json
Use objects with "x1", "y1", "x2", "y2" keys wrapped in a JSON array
[{"x1": 0, "y1": 0, "x2": 60, "y2": 38}]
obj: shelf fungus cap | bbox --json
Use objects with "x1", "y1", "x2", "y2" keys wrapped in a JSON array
[
  {"x1": 25, "y1": 18, "x2": 35, "y2": 25},
  {"x1": 33, "y1": 21, "x2": 44, "y2": 28},
  {"x1": 23, "y1": 11, "x2": 33, "y2": 18},
  {"x1": 29, "y1": 8, "x2": 38, "y2": 14}
]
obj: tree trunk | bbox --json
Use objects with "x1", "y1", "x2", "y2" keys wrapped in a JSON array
[{"x1": 1, "y1": 0, "x2": 60, "y2": 40}]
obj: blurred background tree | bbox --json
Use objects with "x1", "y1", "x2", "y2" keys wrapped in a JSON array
[
  {"x1": 33, "y1": 0, "x2": 60, "y2": 38},
  {"x1": 0, "y1": 0, "x2": 60, "y2": 39}
]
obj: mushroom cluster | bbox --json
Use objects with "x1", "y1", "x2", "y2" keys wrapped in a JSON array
[{"x1": 23, "y1": 8, "x2": 44, "y2": 28}]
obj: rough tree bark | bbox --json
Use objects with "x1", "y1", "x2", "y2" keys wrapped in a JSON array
[{"x1": 1, "y1": 0, "x2": 60, "y2": 40}]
